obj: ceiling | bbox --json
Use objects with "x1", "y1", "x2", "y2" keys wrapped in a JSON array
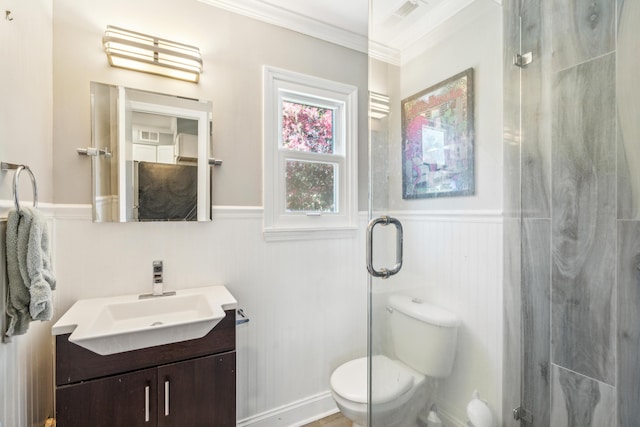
[{"x1": 198, "y1": 0, "x2": 501, "y2": 65}]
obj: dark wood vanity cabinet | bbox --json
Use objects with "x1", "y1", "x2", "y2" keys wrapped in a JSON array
[
  {"x1": 55, "y1": 309, "x2": 236, "y2": 427},
  {"x1": 56, "y1": 367, "x2": 158, "y2": 427},
  {"x1": 157, "y1": 353, "x2": 236, "y2": 427}
]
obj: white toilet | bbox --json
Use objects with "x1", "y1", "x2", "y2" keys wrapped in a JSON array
[{"x1": 330, "y1": 294, "x2": 460, "y2": 427}]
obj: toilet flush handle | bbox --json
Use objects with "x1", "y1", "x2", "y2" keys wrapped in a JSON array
[{"x1": 366, "y1": 216, "x2": 403, "y2": 279}]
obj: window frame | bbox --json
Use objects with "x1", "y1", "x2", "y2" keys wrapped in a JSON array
[{"x1": 263, "y1": 66, "x2": 358, "y2": 241}]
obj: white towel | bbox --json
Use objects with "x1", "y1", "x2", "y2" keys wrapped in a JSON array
[{"x1": 5, "y1": 208, "x2": 56, "y2": 337}]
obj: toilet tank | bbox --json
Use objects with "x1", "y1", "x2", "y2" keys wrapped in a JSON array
[{"x1": 388, "y1": 294, "x2": 460, "y2": 378}]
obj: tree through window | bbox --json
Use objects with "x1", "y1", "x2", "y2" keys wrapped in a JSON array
[{"x1": 282, "y1": 101, "x2": 336, "y2": 212}]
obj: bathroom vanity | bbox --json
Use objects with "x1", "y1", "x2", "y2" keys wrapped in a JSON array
[
  {"x1": 52, "y1": 286, "x2": 237, "y2": 426},
  {"x1": 54, "y1": 309, "x2": 235, "y2": 426}
]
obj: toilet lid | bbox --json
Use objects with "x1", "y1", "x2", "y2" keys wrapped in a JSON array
[{"x1": 330, "y1": 355, "x2": 414, "y2": 404}]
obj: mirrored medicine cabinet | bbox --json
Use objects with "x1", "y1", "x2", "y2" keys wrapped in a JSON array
[{"x1": 90, "y1": 82, "x2": 213, "y2": 222}]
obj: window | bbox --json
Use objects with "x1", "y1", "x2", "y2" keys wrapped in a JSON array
[{"x1": 263, "y1": 66, "x2": 358, "y2": 240}]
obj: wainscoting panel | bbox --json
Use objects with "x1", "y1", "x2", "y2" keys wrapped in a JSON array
[
  {"x1": 1, "y1": 206, "x2": 503, "y2": 426},
  {"x1": 375, "y1": 211, "x2": 504, "y2": 425},
  {"x1": 51, "y1": 206, "x2": 367, "y2": 425},
  {"x1": 0, "y1": 220, "x2": 54, "y2": 427}
]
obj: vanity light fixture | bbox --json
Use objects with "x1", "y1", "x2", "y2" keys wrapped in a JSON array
[
  {"x1": 102, "y1": 26, "x2": 203, "y2": 83},
  {"x1": 369, "y1": 92, "x2": 391, "y2": 119}
]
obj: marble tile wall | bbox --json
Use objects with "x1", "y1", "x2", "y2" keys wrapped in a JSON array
[
  {"x1": 522, "y1": 220, "x2": 551, "y2": 426},
  {"x1": 520, "y1": 0, "x2": 552, "y2": 219},
  {"x1": 617, "y1": 221, "x2": 640, "y2": 426},
  {"x1": 550, "y1": 366, "x2": 616, "y2": 426},
  {"x1": 503, "y1": 0, "x2": 637, "y2": 426},
  {"x1": 551, "y1": 52, "x2": 616, "y2": 385},
  {"x1": 616, "y1": 0, "x2": 640, "y2": 220},
  {"x1": 617, "y1": 4, "x2": 640, "y2": 424},
  {"x1": 550, "y1": 0, "x2": 615, "y2": 73}
]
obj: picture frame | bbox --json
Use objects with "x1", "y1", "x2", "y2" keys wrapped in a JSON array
[{"x1": 401, "y1": 68, "x2": 475, "y2": 199}]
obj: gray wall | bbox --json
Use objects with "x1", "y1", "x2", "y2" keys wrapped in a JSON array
[
  {"x1": 504, "y1": 0, "x2": 638, "y2": 425},
  {"x1": 52, "y1": 0, "x2": 369, "y2": 209},
  {"x1": 0, "y1": 1, "x2": 55, "y2": 425}
]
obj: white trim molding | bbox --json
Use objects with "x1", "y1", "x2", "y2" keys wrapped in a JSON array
[
  {"x1": 237, "y1": 391, "x2": 338, "y2": 427},
  {"x1": 263, "y1": 66, "x2": 359, "y2": 241},
  {"x1": 373, "y1": 209, "x2": 504, "y2": 224},
  {"x1": 50, "y1": 204, "x2": 267, "y2": 221},
  {"x1": 0, "y1": 199, "x2": 57, "y2": 220},
  {"x1": 6, "y1": 202, "x2": 503, "y2": 225}
]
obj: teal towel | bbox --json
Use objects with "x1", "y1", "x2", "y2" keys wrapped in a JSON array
[
  {"x1": 5, "y1": 208, "x2": 56, "y2": 337},
  {"x1": 18, "y1": 207, "x2": 56, "y2": 321},
  {"x1": 5, "y1": 210, "x2": 31, "y2": 336}
]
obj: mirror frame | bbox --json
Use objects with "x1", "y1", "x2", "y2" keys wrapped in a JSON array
[{"x1": 90, "y1": 82, "x2": 212, "y2": 222}]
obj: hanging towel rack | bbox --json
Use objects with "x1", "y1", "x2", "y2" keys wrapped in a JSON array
[{"x1": 1, "y1": 162, "x2": 38, "y2": 212}]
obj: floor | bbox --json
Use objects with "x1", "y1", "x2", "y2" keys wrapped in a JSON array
[{"x1": 301, "y1": 412, "x2": 351, "y2": 427}]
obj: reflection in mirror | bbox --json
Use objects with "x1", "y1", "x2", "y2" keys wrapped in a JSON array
[{"x1": 90, "y1": 82, "x2": 212, "y2": 222}]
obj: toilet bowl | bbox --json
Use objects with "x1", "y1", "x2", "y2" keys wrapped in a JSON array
[
  {"x1": 330, "y1": 355, "x2": 425, "y2": 427},
  {"x1": 330, "y1": 294, "x2": 460, "y2": 427}
]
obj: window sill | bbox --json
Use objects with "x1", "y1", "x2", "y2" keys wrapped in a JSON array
[{"x1": 263, "y1": 225, "x2": 358, "y2": 242}]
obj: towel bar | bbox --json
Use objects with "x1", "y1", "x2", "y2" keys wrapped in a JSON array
[
  {"x1": 76, "y1": 147, "x2": 112, "y2": 157},
  {"x1": 236, "y1": 308, "x2": 250, "y2": 326},
  {"x1": 1, "y1": 162, "x2": 38, "y2": 212}
]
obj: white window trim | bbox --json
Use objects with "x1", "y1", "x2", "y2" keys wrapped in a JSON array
[{"x1": 263, "y1": 66, "x2": 358, "y2": 241}]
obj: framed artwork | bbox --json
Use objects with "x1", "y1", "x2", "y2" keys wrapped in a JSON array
[{"x1": 401, "y1": 68, "x2": 474, "y2": 199}]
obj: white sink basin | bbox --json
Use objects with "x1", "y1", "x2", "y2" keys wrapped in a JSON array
[{"x1": 52, "y1": 285, "x2": 237, "y2": 355}]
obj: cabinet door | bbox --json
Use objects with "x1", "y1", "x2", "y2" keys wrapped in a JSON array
[
  {"x1": 156, "y1": 145, "x2": 176, "y2": 164},
  {"x1": 132, "y1": 143, "x2": 157, "y2": 162},
  {"x1": 56, "y1": 367, "x2": 157, "y2": 427},
  {"x1": 158, "y1": 351, "x2": 236, "y2": 427}
]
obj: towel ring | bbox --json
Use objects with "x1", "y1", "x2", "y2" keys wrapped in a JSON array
[
  {"x1": 1, "y1": 162, "x2": 38, "y2": 212},
  {"x1": 13, "y1": 165, "x2": 38, "y2": 212}
]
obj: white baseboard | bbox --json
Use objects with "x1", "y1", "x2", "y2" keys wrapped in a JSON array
[
  {"x1": 439, "y1": 411, "x2": 467, "y2": 427},
  {"x1": 237, "y1": 391, "x2": 339, "y2": 427},
  {"x1": 439, "y1": 404, "x2": 467, "y2": 427}
]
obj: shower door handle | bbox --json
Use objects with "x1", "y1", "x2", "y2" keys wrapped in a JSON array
[{"x1": 366, "y1": 216, "x2": 403, "y2": 278}]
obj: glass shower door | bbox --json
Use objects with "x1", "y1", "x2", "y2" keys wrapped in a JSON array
[
  {"x1": 368, "y1": 0, "x2": 505, "y2": 426},
  {"x1": 366, "y1": 116, "x2": 409, "y2": 427}
]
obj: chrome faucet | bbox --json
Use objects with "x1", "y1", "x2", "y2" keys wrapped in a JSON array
[
  {"x1": 152, "y1": 260, "x2": 163, "y2": 296},
  {"x1": 139, "y1": 260, "x2": 175, "y2": 299}
]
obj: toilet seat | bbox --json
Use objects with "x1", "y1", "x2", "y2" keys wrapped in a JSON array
[{"x1": 330, "y1": 355, "x2": 415, "y2": 404}]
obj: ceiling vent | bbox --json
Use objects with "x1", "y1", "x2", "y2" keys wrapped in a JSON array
[
  {"x1": 393, "y1": 0, "x2": 422, "y2": 18},
  {"x1": 138, "y1": 129, "x2": 160, "y2": 143}
]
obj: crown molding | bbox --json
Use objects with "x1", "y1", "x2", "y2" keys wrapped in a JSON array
[
  {"x1": 198, "y1": 0, "x2": 497, "y2": 66},
  {"x1": 198, "y1": 0, "x2": 368, "y2": 54},
  {"x1": 368, "y1": 41, "x2": 402, "y2": 66}
]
